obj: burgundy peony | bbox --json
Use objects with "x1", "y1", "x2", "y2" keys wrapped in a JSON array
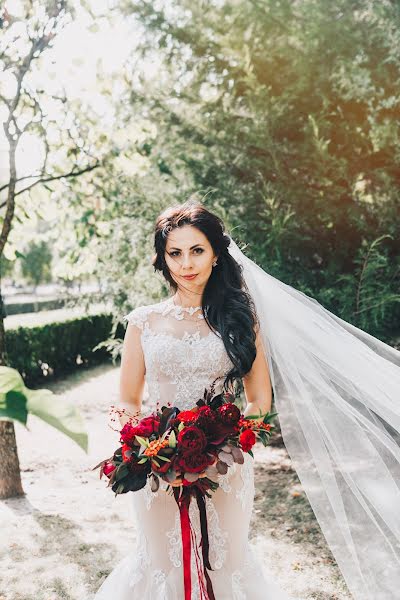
[
  {"x1": 239, "y1": 429, "x2": 256, "y2": 452},
  {"x1": 177, "y1": 426, "x2": 207, "y2": 453},
  {"x1": 194, "y1": 405, "x2": 217, "y2": 429},
  {"x1": 218, "y1": 402, "x2": 241, "y2": 426},
  {"x1": 178, "y1": 452, "x2": 214, "y2": 473}
]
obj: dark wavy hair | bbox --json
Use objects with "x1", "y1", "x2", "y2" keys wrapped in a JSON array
[{"x1": 152, "y1": 200, "x2": 259, "y2": 393}]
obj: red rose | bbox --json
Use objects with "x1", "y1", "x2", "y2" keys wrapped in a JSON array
[
  {"x1": 239, "y1": 429, "x2": 256, "y2": 452},
  {"x1": 120, "y1": 416, "x2": 160, "y2": 445},
  {"x1": 218, "y1": 403, "x2": 241, "y2": 426},
  {"x1": 178, "y1": 452, "x2": 214, "y2": 473},
  {"x1": 120, "y1": 423, "x2": 138, "y2": 446},
  {"x1": 177, "y1": 426, "x2": 207, "y2": 453},
  {"x1": 136, "y1": 416, "x2": 160, "y2": 436},
  {"x1": 103, "y1": 461, "x2": 116, "y2": 478},
  {"x1": 177, "y1": 410, "x2": 198, "y2": 424}
]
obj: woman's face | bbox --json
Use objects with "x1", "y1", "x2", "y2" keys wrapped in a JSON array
[{"x1": 164, "y1": 225, "x2": 217, "y2": 293}]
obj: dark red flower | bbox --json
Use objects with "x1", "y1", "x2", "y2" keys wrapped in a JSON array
[
  {"x1": 177, "y1": 426, "x2": 207, "y2": 453},
  {"x1": 136, "y1": 416, "x2": 160, "y2": 436},
  {"x1": 177, "y1": 410, "x2": 198, "y2": 424},
  {"x1": 206, "y1": 418, "x2": 237, "y2": 444},
  {"x1": 194, "y1": 405, "x2": 217, "y2": 429},
  {"x1": 239, "y1": 429, "x2": 256, "y2": 452},
  {"x1": 120, "y1": 423, "x2": 139, "y2": 446},
  {"x1": 218, "y1": 402, "x2": 241, "y2": 426},
  {"x1": 178, "y1": 452, "x2": 214, "y2": 473},
  {"x1": 120, "y1": 416, "x2": 160, "y2": 445}
]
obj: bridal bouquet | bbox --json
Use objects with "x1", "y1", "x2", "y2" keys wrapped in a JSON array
[
  {"x1": 93, "y1": 387, "x2": 276, "y2": 600},
  {"x1": 94, "y1": 387, "x2": 275, "y2": 496}
]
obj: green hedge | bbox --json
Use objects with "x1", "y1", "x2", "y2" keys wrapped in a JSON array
[
  {"x1": 6, "y1": 313, "x2": 115, "y2": 386},
  {"x1": 5, "y1": 292, "x2": 104, "y2": 316}
]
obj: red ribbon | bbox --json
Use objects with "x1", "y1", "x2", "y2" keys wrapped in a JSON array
[{"x1": 173, "y1": 484, "x2": 216, "y2": 600}]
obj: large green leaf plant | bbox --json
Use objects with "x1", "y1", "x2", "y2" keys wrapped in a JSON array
[{"x1": 0, "y1": 366, "x2": 88, "y2": 453}]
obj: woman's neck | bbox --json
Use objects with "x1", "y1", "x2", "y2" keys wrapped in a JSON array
[{"x1": 172, "y1": 290, "x2": 203, "y2": 309}]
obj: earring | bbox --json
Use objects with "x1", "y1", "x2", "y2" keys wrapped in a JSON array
[{"x1": 212, "y1": 259, "x2": 218, "y2": 267}]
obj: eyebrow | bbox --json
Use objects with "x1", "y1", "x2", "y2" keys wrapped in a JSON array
[{"x1": 168, "y1": 244, "x2": 204, "y2": 250}]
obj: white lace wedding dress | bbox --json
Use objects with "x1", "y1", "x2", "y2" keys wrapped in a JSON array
[{"x1": 93, "y1": 296, "x2": 293, "y2": 600}]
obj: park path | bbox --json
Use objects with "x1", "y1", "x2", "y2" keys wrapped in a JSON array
[{"x1": 0, "y1": 364, "x2": 351, "y2": 600}]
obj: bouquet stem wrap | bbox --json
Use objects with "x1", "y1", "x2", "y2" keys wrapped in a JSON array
[{"x1": 173, "y1": 485, "x2": 216, "y2": 600}]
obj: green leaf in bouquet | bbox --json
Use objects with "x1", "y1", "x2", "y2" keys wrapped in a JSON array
[
  {"x1": 114, "y1": 447, "x2": 123, "y2": 460},
  {"x1": 264, "y1": 411, "x2": 278, "y2": 421},
  {"x1": 107, "y1": 469, "x2": 117, "y2": 486},
  {"x1": 135, "y1": 435, "x2": 150, "y2": 447},
  {"x1": 116, "y1": 463, "x2": 130, "y2": 479},
  {"x1": 115, "y1": 483, "x2": 125, "y2": 495},
  {"x1": 137, "y1": 457, "x2": 148, "y2": 464},
  {"x1": 156, "y1": 455, "x2": 171, "y2": 462},
  {"x1": 168, "y1": 430, "x2": 176, "y2": 448},
  {"x1": 0, "y1": 366, "x2": 88, "y2": 452},
  {"x1": 248, "y1": 449, "x2": 254, "y2": 459},
  {"x1": 178, "y1": 422, "x2": 185, "y2": 432},
  {"x1": 152, "y1": 458, "x2": 160, "y2": 468}
]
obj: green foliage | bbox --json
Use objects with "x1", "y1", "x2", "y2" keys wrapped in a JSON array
[
  {"x1": 112, "y1": 0, "x2": 400, "y2": 342},
  {"x1": 6, "y1": 313, "x2": 114, "y2": 386},
  {"x1": 20, "y1": 241, "x2": 52, "y2": 288},
  {"x1": 329, "y1": 235, "x2": 400, "y2": 335},
  {"x1": 0, "y1": 366, "x2": 88, "y2": 452}
]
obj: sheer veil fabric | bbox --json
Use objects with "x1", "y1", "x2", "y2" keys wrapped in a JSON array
[{"x1": 227, "y1": 236, "x2": 400, "y2": 599}]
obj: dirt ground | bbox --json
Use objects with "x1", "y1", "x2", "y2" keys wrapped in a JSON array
[{"x1": 0, "y1": 363, "x2": 352, "y2": 600}]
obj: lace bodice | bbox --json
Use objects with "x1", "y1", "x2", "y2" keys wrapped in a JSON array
[{"x1": 123, "y1": 296, "x2": 234, "y2": 413}]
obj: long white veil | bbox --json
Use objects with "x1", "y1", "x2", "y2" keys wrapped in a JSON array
[{"x1": 227, "y1": 235, "x2": 400, "y2": 600}]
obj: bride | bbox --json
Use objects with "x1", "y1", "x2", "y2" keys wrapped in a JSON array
[{"x1": 93, "y1": 201, "x2": 400, "y2": 599}]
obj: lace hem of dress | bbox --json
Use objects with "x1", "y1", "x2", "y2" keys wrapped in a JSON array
[{"x1": 127, "y1": 537, "x2": 256, "y2": 600}]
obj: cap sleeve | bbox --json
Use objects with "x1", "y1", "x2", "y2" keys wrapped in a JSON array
[{"x1": 122, "y1": 305, "x2": 148, "y2": 331}]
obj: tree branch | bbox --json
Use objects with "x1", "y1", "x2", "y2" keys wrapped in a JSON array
[{"x1": 0, "y1": 162, "x2": 101, "y2": 209}]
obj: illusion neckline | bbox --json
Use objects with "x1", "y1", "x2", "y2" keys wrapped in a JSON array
[{"x1": 168, "y1": 295, "x2": 203, "y2": 313}]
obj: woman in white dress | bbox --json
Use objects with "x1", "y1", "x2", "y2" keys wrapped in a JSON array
[
  {"x1": 94, "y1": 200, "x2": 400, "y2": 599},
  {"x1": 93, "y1": 201, "x2": 294, "y2": 599}
]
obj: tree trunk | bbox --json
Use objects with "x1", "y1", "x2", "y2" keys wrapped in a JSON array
[
  {"x1": 0, "y1": 285, "x2": 24, "y2": 498},
  {"x1": 0, "y1": 421, "x2": 24, "y2": 499}
]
